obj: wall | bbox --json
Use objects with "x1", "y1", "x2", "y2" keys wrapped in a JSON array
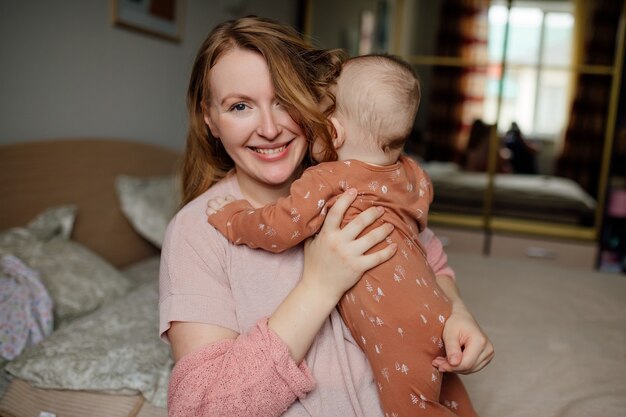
[
  {"x1": 0, "y1": 0, "x2": 299, "y2": 151},
  {"x1": 308, "y1": 0, "x2": 380, "y2": 56}
]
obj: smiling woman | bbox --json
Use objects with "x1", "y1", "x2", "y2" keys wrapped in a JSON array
[
  {"x1": 161, "y1": 15, "x2": 492, "y2": 417},
  {"x1": 203, "y1": 49, "x2": 309, "y2": 203},
  {"x1": 179, "y1": 17, "x2": 342, "y2": 208},
  {"x1": 162, "y1": 16, "x2": 399, "y2": 417}
]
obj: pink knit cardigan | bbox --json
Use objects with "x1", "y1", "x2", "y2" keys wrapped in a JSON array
[{"x1": 168, "y1": 319, "x2": 315, "y2": 416}]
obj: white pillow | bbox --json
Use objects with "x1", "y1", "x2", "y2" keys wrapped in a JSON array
[{"x1": 115, "y1": 175, "x2": 181, "y2": 248}]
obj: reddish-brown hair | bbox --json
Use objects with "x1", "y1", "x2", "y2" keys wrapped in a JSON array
[{"x1": 180, "y1": 16, "x2": 344, "y2": 205}]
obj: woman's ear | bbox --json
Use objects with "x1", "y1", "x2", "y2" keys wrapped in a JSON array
[
  {"x1": 202, "y1": 103, "x2": 220, "y2": 138},
  {"x1": 330, "y1": 117, "x2": 345, "y2": 150}
]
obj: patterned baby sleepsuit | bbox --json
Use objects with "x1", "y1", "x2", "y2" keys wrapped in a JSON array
[{"x1": 208, "y1": 156, "x2": 477, "y2": 417}]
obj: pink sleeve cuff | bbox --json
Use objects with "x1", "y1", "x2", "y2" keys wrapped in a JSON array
[
  {"x1": 259, "y1": 317, "x2": 316, "y2": 397},
  {"x1": 420, "y1": 228, "x2": 456, "y2": 281},
  {"x1": 168, "y1": 318, "x2": 316, "y2": 417}
]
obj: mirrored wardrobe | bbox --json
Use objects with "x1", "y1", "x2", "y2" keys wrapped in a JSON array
[{"x1": 304, "y1": 0, "x2": 626, "y2": 268}]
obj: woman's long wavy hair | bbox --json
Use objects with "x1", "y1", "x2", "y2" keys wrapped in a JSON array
[{"x1": 181, "y1": 16, "x2": 344, "y2": 206}]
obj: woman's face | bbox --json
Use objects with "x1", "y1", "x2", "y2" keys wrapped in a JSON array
[{"x1": 205, "y1": 48, "x2": 308, "y2": 199}]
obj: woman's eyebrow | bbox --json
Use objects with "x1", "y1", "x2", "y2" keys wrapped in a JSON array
[{"x1": 220, "y1": 93, "x2": 253, "y2": 105}]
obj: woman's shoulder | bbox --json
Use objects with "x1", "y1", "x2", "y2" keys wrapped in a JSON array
[
  {"x1": 165, "y1": 174, "x2": 239, "y2": 246},
  {"x1": 176, "y1": 174, "x2": 239, "y2": 219}
]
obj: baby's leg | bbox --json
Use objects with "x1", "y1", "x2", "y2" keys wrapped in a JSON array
[{"x1": 338, "y1": 238, "x2": 464, "y2": 416}]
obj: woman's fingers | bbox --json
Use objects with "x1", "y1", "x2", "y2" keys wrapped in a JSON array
[
  {"x1": 341, "y1": 206, "x2": 385, "y2": 240},
  {"x1": 445, "y1": 335, "x2": 495, "y2": 374},
  {"x1": 352, "y1": 221, "x2": 394, "y2": 256},
  {"x1": 324, "y1": 189, "x2": 394, "y2": 266},
  {"x1": 465, "y1": 341, "x2": 494, "y2": 373},
  {"x1": 470, "y1": 352, "x2": 494, "y2": 373},
  {"x1": 358, "y1": 236, "x2": 397, "y2": 271},
  {"x1": 323, "y1": 188, "x2": 358, "y2": 230}
]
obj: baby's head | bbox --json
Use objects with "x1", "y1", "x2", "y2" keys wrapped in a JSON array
[{"x1": 314, "y1": 54, "x2": 421, "y2": 164}]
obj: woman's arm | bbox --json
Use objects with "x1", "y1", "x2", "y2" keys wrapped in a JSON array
[
  {"x1": 167, "y1": 189, "x2": 396, "y2": 416},
  {"x1": 432, "y1": 271, "x2": 494, "y2": 375},
  {"x1": 420, "y1": 227, "x2": 494, "y2": 374},
  {"x1": 269, "y1": 188, "x2": 397, "y2": 361}
]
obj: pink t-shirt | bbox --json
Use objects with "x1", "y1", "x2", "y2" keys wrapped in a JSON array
[{"x1": 159, "y1": 172, "x2": 454, "y2": 416}]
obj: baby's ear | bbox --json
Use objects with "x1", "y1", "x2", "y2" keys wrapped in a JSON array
[{"x1": 330, "y1": 117, "x2": 345, "y2": 150}]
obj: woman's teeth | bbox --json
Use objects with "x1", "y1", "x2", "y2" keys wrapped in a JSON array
[{"x1": 253, "y1": 144, "x2": 287, "y2": 154}]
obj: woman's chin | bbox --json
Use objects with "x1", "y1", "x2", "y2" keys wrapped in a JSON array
[
  {"x1": 260, "y1": 167, "x2": 299, "y2": 187},
  {"x1": 256, "y1": 153, "x2": 305, "y2": 185}
]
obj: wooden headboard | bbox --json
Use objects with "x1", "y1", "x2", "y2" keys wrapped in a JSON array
[{"x1": 0, "y1": 138, "x2": 181, "y2": 268}]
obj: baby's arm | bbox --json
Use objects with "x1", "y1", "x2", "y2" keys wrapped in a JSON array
[{"x1": 207, "y1": 169, "x2": 334, "y2": 253}]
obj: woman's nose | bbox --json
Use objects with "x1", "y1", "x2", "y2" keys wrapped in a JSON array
[{"x1": 256, "y1": 108, "x2": 281, "y2": 139}]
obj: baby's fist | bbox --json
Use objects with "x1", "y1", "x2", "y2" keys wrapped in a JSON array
[{"x1": 206, "y1": 195, "x2": 236, "y2": 216}]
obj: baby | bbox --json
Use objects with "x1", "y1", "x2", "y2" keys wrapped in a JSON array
[{"x1": 208, "y1": 54, "x2": 460, "y2": 417}]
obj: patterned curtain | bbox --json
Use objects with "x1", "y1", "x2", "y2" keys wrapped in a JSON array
[
  {"x1": 556, "y1": 0, "x2": 623, "y2": 198},
  {"x1": 426, "y1": 0, "x2": 490, "y2": 164}
]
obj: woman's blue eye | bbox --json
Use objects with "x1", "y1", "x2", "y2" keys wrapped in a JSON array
[{"x1": 231, "y1": 103, "x2": 247, "y2": 112}]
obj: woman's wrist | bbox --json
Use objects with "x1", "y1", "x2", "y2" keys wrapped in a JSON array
[
  {"x1": 436, "y1": 274, "x2": 469, "y2": 313},
  {"x1": 300, "y1": 272, "x2": 345, "y2": 309},
  {"x1": 267, "y1": 274, "x2": 339, "y2": 363}
]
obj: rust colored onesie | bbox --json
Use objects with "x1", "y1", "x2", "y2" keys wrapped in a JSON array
[{"x1": 208, "y1": 156, "x2": 478, "y2": 417}]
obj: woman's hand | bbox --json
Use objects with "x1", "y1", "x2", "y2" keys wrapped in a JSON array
[
  {"x1": 302, "y1": 188, "x2": 397, "y2": 300},
  {"x1": 268, "y1": 188, "x2": 396, "y2": 362},
  {"x1": 432, "y1": 275, "x2": 494, "y2": 374}
]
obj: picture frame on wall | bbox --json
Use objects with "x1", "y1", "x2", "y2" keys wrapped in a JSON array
[{"x1": 112, "y1": 0, "x2": 185, "y2": 42}]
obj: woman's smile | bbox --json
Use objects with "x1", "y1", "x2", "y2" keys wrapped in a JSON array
[
  {"x1": 249, "y1": 141, "x2": 291, "y2": 157},
  {"x1": 205, "y1": 48, "x2": 308, "y2": 198}
]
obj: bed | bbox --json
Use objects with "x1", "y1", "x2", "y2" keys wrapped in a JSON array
[
  {"x1": 0, "y1": 139, "x2": 624, "y2": 417},
  {"x1": 0, "y1": 139, "x2": 180, "y2": 417},
  {"x1": 422, "y1": 161, "x2": 597, "y2": 225}
]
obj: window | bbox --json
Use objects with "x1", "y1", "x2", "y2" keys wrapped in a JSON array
[{"x1": 483, "y1": 2, "x2": 574, "y2": 139}]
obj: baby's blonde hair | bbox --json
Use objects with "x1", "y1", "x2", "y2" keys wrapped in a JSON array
[{"x1": 335, "y1": 54, "x2": 421, "y2": 153}]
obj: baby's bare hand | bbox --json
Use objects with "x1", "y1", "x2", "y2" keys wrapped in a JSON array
[{"x1": 206, "y1": 195, "x2": 236, "y2": 215}]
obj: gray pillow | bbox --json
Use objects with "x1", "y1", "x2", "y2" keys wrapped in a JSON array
[
  {"x1": 115, "y1": 175, "x2": 181, "y2": 248},
  {"x1": 0, "y1": 206, "x2": 132, "y2": 326},
  {"x1": 5, "y1": 281, "x2": 172, "y2": 407}
]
